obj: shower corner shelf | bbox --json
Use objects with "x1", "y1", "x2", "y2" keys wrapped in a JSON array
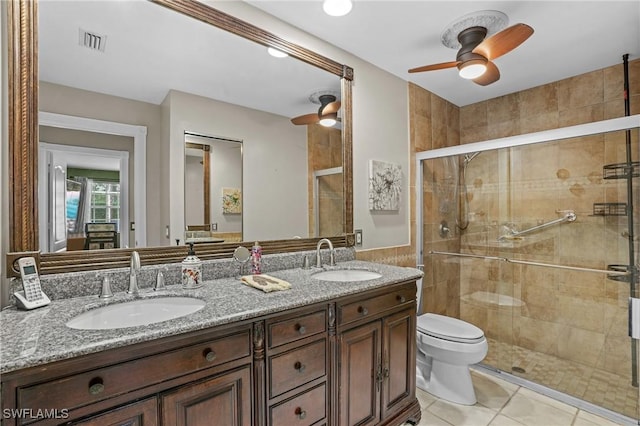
[
  {"x1": 602, "y1": 161, "x2": 639, "y2": 179},
  {"x1": 607, "y1": 264, "x2": 638, "y2": 284},
  {"x1": 592, "y1": 202, "x2": 627, "y2": 216}
]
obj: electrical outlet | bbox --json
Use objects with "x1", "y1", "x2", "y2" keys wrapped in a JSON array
[
  {"x1": 212, "y1": 223, "x2": 218, "y2": 231},
  {"x1": 165, "y1": 225, "x2": 170, "y2": 238},
  {"x1": 130, "y1": 222, "x2": 135, "y2": 231},
  {"x1": 355, "y1": 229, "x2": 363, "y2": 246}
]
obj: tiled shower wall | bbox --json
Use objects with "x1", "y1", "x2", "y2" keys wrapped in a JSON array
[
  {"x1": 454, "y1": 59, "x2": 640, "y2": 378},
  {"x1": 307, "y1": 124, "x2": 343, "y2": 237}
]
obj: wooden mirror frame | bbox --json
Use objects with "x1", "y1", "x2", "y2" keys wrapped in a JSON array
[{"x1": 6, "y1": 0, "x2": 354, "y2": 276}]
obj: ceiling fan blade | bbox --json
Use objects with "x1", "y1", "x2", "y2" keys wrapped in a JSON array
[
  {"x1": 473, "y1": 23, "x2": 534, "y2": 61},
  {"x1": 291, "y1": 113, "x2": 319, "y2": 125},
  {"x1": 320, "y1": 100, "x2": 341, "y2": 115},
  {"x1": 473, "y1": 61, "x2": 500, "y2": 86},
  {"x1": 408, "y1": 60, "x2": 459, "y2": 74}
]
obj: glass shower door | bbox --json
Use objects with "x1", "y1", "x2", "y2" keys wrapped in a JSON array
[{"x1": 416, "y1": 121, "x2": 640, "y2": 422}]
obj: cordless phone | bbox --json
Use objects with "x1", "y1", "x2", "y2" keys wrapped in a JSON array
[{"x1": 14, "y1": 257, "x2": 51, "y2": 310}]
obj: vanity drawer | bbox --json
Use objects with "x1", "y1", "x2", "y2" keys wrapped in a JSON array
[
  {"x1": 269, "y1": 339, "x2": 326, "y2": 398},
  {"x1": 270, "y1": 383, "x2": 326, "y2": 426},
  {"x1": 268, "y1": 310, "x2": 326, "y2": 348},
  {"x1": 338, "y1": 286, "x2": 414, "y2": 326},
  {"x1": 18, "y1": 330, "x2": 251, "y2": 412}
]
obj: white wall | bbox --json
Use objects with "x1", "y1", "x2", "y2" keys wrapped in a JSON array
[
  {"x1": 184, "y1": 154, "x2": 205, "y2": 226},
  {"x1": 212, "y1": 2, "x2": 411, "y2": 250},
  {"x1": 166, "y1": 90, "x2": 309, "y2": 244}
]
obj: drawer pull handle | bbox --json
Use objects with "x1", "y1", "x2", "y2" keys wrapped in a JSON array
[
  {"x1": 397, "y1": 295, "x2": 406, "y2": 303},
  {"x1": 294, "y1": 361, "x2": 306, "y2": 372},
  {"x1": 204, "y1": 349, "x2": 217, "y2": 362},
  {"x1": 295, "y1": 407, "x2": 307, "y2": 420},
  {"x1": 296, "y1": 324, "x2": 306, "y2": 335},
  {"x1": 88, "y1": 377, "x2": 104, "y2": 395},
  {"x1": 358, "y1": 306, "x2": 368, "y2": 316}
]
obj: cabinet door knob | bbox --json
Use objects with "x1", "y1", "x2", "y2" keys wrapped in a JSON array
[
  {"x1": 358, "y1": 306, "x2": 368, "y2": 316},
  {"x1": 294, "y1": 361, "x2": 306, "y2": 372},
  {"x1": 295, "y1": 407, "x2": 307, "y2": 419},
  {"x1": 88, "y1": 377, "x2": 104, "y2": 395},
  {"x1": 397, "y1": 295, "x2": 406, "y2": 303},
  {"x1": 296, "y1": 324, "x2": 306, "y2": 335},
  {"x1": 203, "y1": 348, "x2": 217, "y2": 362}
]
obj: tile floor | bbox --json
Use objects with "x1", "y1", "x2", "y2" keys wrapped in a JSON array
[
  {"x1": 484, "y1": 338, "x2": 638, "y2": 419},
  {"x1": 409, "y1": 369, "x2": 634, "y2": 426}
]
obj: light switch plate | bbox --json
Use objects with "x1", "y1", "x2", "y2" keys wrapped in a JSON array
[
  {"x1": 212, "y1": 223, "x2": 218, "y2": 231},
  {"x1": 355, "y1": 229, "x2": 363, "y2": 247}
]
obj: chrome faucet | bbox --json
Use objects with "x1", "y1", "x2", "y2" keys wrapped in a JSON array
[
  {"x1": 316, "y1": 238, "x2": 336, "y2": 268},
  {"x1": 127, "y1": 251, "x2": 141, "y2": 295}
]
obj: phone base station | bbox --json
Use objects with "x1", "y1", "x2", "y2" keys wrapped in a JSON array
[{"x1": 14, "y1": 290, "x2": 51, "y2": 310}]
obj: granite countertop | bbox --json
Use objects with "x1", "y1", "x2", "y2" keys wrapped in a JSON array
[{"x1": 1, "y1": 260, "x2": 422, "y2": 374}]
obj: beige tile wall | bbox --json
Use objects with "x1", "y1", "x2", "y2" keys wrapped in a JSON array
[
  {"x1": 456, "y1": 59, "x2": 639, "y2": 377},
  {"x1": 307, "y1": 124, "x2": 343, "y2": 237},
  {"x1": 363, "y1": 59, "x2": 639, "y2": 380}
]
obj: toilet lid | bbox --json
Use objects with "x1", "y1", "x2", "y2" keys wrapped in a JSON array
[{"x1": 417, "y1": 313, "x2": 485, "y2": 343}]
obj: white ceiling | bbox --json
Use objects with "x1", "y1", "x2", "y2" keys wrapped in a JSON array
[
  {"x1": 38, "y1": 0, "x2": 340, "y2": 120},
  {"x1": 38, "y1": 0, "x2": 640, "y2": 119},
  {"x1": 247, "y1": 0, "x2": 640, "y2": 106}
]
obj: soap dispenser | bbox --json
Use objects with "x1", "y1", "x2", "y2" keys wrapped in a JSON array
[
  {"x1": 250, "y1": 241, "x2": 262, "y2": 275},
  {"x1": 182, "y1": 242, "x2": 203, "y2": 289}
]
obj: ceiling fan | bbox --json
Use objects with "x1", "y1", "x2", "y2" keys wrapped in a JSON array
[
  {"x1": 291, "y1": 92, "x2": 341, "y2": 127},
  {"x1": 409, "y1": 11, "x2": 534, "y2": 86}
]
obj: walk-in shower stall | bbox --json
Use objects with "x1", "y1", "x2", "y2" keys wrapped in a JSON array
[{"x1": 416, "y1": 114, "x2": 640, "y2": 422}]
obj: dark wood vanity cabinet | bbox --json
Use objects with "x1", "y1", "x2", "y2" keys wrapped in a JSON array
[
  {"x1": 265, "y1": 307, "x2": 329, "y2": 426},
  {"x1": 1, "y1": 281, "x2": 420, "y2": 426},
  {"x1": 337, "y1": 283, "x2": 419, "y2": 426}
]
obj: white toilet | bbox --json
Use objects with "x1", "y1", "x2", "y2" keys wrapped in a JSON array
[{"x1": 415, "y1": 313, "x2": 488, "y2": 405}]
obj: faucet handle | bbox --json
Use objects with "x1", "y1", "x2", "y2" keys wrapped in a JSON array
[{"x1": 302, "y1": 255, "x2": 310, "y2": 270}]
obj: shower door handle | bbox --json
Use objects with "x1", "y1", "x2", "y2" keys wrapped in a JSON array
[{"x1": 629, "y1": 297, "x2": 640, "y2": 339}]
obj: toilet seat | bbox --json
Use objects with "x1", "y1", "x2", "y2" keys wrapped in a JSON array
[{"x1": 417, "y1": 313, "x2": 485, "y2": 344}]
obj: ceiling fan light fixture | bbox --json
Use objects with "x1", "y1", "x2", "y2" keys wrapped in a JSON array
[
  {"x1": 267, "y1": 47, "x2": 288, "y2": 58},
  {"x1": 458, "y1": 59, "x2": 487, "y2": 79},
  {"x1": 323, "y1": 0, "x2": 352, "y2": 17},
  {"x1": 319, "y1": 113, "x2": 338, "y2": 127}
]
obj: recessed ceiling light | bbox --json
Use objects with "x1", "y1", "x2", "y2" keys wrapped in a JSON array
[
  {"x1": 323, "y1": 0, "x2": 352, "y2": 17},
  {"x1": 267, "y1": 47, "x2": 288, "y2": 58}
]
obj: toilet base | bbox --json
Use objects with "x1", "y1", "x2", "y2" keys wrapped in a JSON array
[{"x1": 417, "y1": 359, "x2": 478, "y2": 405}]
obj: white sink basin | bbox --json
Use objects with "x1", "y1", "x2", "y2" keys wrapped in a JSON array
[
  {"x1": 66, "y1": 297, "x2": 206, "y2": 330},
  {"x1": 312, "y1": 269, "x2": 382, "y2": 282}
]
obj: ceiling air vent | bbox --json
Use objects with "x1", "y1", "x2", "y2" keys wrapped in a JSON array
[{"x1": 79, "y1": 28, "x2": 107, "y2": 52}]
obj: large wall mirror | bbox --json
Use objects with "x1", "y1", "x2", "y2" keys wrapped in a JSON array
[{"x1": 7, "y1": 0, "x2": 354, "y2": 275}]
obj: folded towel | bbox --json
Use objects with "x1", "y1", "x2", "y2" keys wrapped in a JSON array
[{"x1": 241, "y1": 274, "x2": 291, "y2": 293}]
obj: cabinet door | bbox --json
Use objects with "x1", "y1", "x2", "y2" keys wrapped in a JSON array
[
  {"x1": 381, "y1": 308, "x2": 416, "y2": 419},
  {"x1": 162, "y1": 366, "x2": 252, "y2": 426},
  {"x1": 70, "y1": 397, "x2": 158, "y2": 425},
  {"x1": 338, "y1": 321, "x2": 381, "y2": 426}
]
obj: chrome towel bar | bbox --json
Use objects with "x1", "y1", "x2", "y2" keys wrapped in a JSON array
[{"x1": 428, "y1": 250, "x2": 629, "y2": 276}]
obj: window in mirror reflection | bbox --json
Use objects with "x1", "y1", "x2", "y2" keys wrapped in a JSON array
[
  {"x1": 184, "y1": 132, "x2": 243, "y2": 245},
  {"x1": 38, "y1": 141, "x2": 130, "y2": 253}
]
